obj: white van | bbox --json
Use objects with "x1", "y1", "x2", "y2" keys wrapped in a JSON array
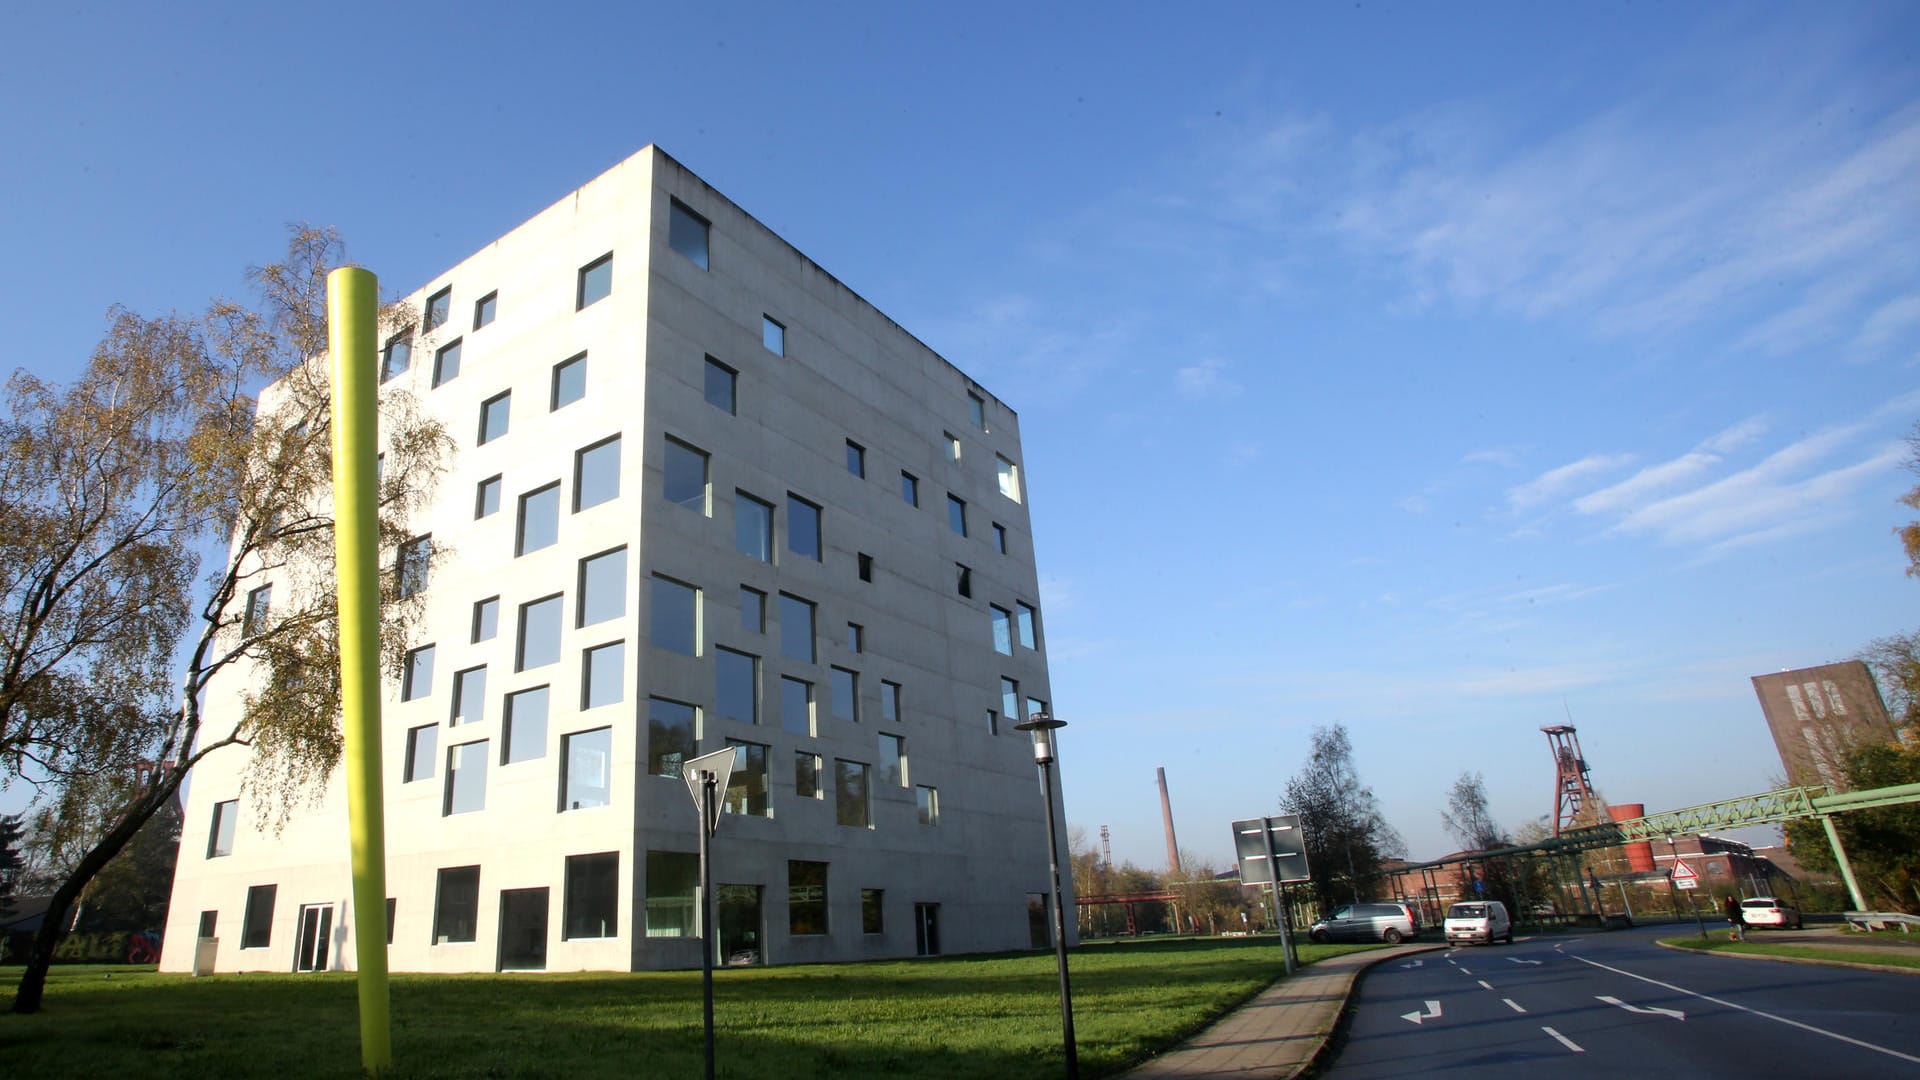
[{"x1": 1444, "y1": 900, "x2": 1512, "y2": 945}]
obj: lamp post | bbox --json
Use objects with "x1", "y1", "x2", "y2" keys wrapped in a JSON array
[{"x1": 1016, "y1": 713, "x2": 1078, "y2": 1080}]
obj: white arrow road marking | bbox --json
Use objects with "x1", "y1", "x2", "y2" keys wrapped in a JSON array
[
  {"x1": 1401, "y1": 1000, "x2": 1443, "y2": 1025},
  {"x1": 1542, "y1": 1026, "x2": 1584, "y2": 1053},
  {"x1": 1399, "y1": 959, "x2": 1424, "y2": 969},
  {"x1": 1507, "y1": 957, "x2": 1542, "y2": 965},
  {"x1": 1503, "y1": 998, "x2": 1528, "y2": 1013},
  {"x1": 1597, "y1": 995, "x2": 1686, "y2": 1021}
]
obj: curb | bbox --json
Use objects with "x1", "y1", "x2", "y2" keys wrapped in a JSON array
[
  {"x1": 1653, "y1": 938, "x2": 1920, "y2": 977},
  {"x1": 1287, "y1": 943, "x2": 1448, "y2": 1080}
]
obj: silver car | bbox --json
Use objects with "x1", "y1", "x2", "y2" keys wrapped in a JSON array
[{"x1": 1308, "y1": 902, "x2": 1419, "y2": 944}]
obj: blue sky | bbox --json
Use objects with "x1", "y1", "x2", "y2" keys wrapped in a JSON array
[{"x1": 3, "y1": 2, "x2": 1916, "y2": 868}]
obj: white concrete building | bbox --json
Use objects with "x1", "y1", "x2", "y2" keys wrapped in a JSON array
[{"x1": 160, "y1": 146, "x2": 1066, "y2": 974}]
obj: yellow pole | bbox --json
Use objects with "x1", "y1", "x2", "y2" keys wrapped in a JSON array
[{"x1": 327, "y1": 267, "x2": 393, "y2": 1074}]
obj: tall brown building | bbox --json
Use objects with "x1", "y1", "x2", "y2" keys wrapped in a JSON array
[{"x1": 1751, "y1": 661, "x2": 1896, "y2": 791}]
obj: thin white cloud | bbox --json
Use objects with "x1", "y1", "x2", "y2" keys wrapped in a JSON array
[
  {"x1": 1614, "y1": 438, "x2": 1906, "y2": 545},
  {"x1": 1856, "y1": 292, "x2": 1920, "y2": 350},
  {"x1": 1174, "y1": 356, "x2": 1238, "y2": 400},
  {"x1": 1464, "y1": 448, "x2": 1522, "y2": 468},
  {"x1": 1574, "y1": 418, "x2": 1767, "y2": 516},
  {"x1": 1507, "y1": 453, "x2": 1635, "y2": 510}
]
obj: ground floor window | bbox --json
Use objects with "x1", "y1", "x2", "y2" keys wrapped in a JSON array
[
  {"x1": 789, "y1": 860, "x2": 828, "y2": 935},
  {"x1": 434, "y1": 866, "x2": 480, "y2": 944},
  {"x1": 240, "y1": 884, "x2": 276, "y2": 949},
  {"x1": 564, "y1": 851, "x2": 619, "y2": 940},
  {"x1": 645, "y1": 851, "x2": 698, "y2": 938}
]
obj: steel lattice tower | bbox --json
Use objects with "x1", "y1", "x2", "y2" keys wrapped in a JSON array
[{"x1": 1542, "y1": 724, "x2": 1600, "y2": 836}]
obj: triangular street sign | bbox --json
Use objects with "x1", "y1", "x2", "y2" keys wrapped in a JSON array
[
  {"x1": 682, "y1": 747, "x2": 736, "y2": 837},
  {"x1": 1672, "y1": 859, "x2": 1698, "y2": 881}
]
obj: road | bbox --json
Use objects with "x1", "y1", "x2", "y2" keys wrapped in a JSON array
[{"x1": 1317, "y1": 923, "x2": 1920, "y2": 1078}]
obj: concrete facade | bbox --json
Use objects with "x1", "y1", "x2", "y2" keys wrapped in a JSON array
[{"x1": 160, "y1": 146, "x2": 1066, "y2": 974}]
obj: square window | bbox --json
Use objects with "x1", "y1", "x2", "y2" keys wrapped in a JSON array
[
  {"x1": 969, "y1": 392, "x2": 987, "y2": 432},
  {"x1": 739, "y1": 586, "x2": 766, "y2": 633},
  {"x1": 582, "y1": 641, "x2": 625, "y2": 709},
  {"x1": 762, "y1": 315, "x2": 784, "y2": 356},
  {"x1": 405, "y1": 722, "x2": 439, "y2": 780},
  {"x1": 881, "y1": 680, "x2": 901, "y2": 724},
  {"x1": 564, "y1": 852, "x2": 619, "y2": 939},
  {"x1": 878, "y1": 733, "x2": 906, "y2": 787},
  {"x1": 381, "y1": 333, "x2": 412, "y2": 381},
  {"x1": 242, "y1": 584, "x2": 272, "y2": 637},
  {"x1": 780, "y1": 676, "x2": 813, "y2": 736},
  {"x1": 917, "y1": 785, "x2": 939, "y2": 826},
  {"x1": 704, "y1": 357, "x2": 736, "y2": 414},
  {"x1": 788, "y1": 860, "x2": 827, "y2": 935},
  {"x1": 644, "y1": 850, "x2": 698, "y2": 939},
  {"x1": 992, "y1": 522, "x2": 1007, "y2": 554},
  {"x1": 452, "y1": 665, "x2": 486, "y2": 725},
  {"x1": 473, "y1": 291, "x2": 497, "y2": 329},
  {"x1": 795, "y1": 751, "x2": 822, "y2": 798},
  {"x1": 397, "y1": 535, "x2": 431, "y2": 598},
  {"x1": 432, "y1": 867, "x2": 480, "y2": 944},
  {"x1": 835, "y1": 759, "x2": 871, "y2": 828},
  {"x1": 862, "y1": 888, "x2": 884, "y2": 934},
  {"x1": 472, "y1": 596, "x2": 499, "y2": 643},
  {"x1": 724, "y1": 739, "x2": 769, "y2": 817},
  {"x1": 432, "y1": 338, "x2": 462, "y2": 387},
  {"x1": 651, "y1": 575, "x2": 700, "y2": 656},
  {"x1": 997, "y1": 454, "x2": 1022, "y2": 503},
  {"x1": 561, "y1": 726, "x2": 612, "y2": 811},
  {"x1": 831, "y1": 667, "x2": 859, "y2": 724},
  {"x1": 478, "y1": 391, "x2": 510, "y2": 445},
  {"x1": 845, "y1": 440, "x2": 865, "y2": 478},
  {"x1": 947, "y1": 495, "x2": 968, "y2": 537},
  {"x1": 669, "y1": 200, "x2": 710, "y2": 270},
  {"x1": 716, "y1": 647, "x2": 758, "y2": 726},
  {"x1": 647, "y1": 696, "x2": 697, "y2": 777},
  {"x1": 901, "y1": 472, "x2": 919, "y2": 507},
  {"x1": 664, "y1": 437, "x2": 710, "y2": 514},
  {"x1": 444, "y1": 740, "x2": 488, "y2": 815},
  {"x1": 991, "y1": 606, "x2": 1013, "y2": 656},
  {"x1": 575, "y1": 435, "x2": 622, "y2": 511},
  {"x1": 475, "y1": 475, "x2": 502, "y2": 518},
  {"x1": 402, "y1": 644, "x2": 435, "y2": 701},
  {"x1": 578, "y1": 547, "x2": 627, "y2": 627},
  {"x1": 504, "y1": 686, "x2": 550, "y2": 764},
  {"x1": 778, "y1": 593, "x2": 815, "y2": 663},
  {"x1": 735, "y1": 492, "x2": 774, "y2": 562},
  {"x1": 956, "y1": 563, "x2": 972, "y2": 599},
  {"x1": 552, "y1": 353, "x2": 587, "y2": 410},
  {"x1": 847, "y1": 623, "x2": 863, "y2": 653},
  {"x1": 207, "y1": 799, "x2": 238, "y2": 858},
  {"x1": 1001, "y1": 677, "x2": 1020, "y2": 722},
  {"x1": 787, "y1": 494, "x2": 821, "y2": 561},
  {"x1": 857, "y1": 553, "x2": 873, "y2": 582},
  {"x1": 516, "y1": 483, "x2": 560, "y2": 555},
  {"x1": 424, "y1": 286, "x2": 452, "y2": 331},
  {"x1": 945, "y1": 432, "x2": 961, "y2": 462},
  {"x1": 517, "y1": 593, "x2": 564, "y2": 671},
  {"x1": 1018, "y1": 602, "x2": 1039, "y2": 649},
  {"x1": 577, "y1": 253, "x2": 613, "y2": 309},
  {"x1": 241, "y1": 884, "x2": 277, "y2": 949}
]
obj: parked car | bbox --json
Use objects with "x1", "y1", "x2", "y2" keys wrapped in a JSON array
[
  {"x1": 1740, "y1": 896, "x2": 1803, "y2": 930},
  {"x1": 1444, "y1": 900, "x2": 1512, "y2": 945},
  {"x1": 1308, "y1": 902, "x2": 1420, "y2": 944}
]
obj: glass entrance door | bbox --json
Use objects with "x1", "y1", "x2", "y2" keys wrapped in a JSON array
[
  {"x1": 717, "y1": 884, "x2": 762, "y2": 966},
  {"x1": 498, "y1": 887, "x2": 549, "y2": 971},
  {"x1": 294, "y1": 904, "x2": 333, "y2": 972}
]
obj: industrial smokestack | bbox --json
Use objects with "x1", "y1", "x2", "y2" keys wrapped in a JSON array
[{"x1": 1158, "y1": 767, "x2": 1182, "y2": 875}]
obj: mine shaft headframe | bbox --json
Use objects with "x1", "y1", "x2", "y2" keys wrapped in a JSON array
[{"x1": 1542, "y1": 724, "x2": 1598, "y2": 837}]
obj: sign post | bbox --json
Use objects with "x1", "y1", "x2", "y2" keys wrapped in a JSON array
[
  {"x1": 682, "y1": 747, "x2": 736, "y2": 1080},
  {"x1": 1232, "y1": 816, "x2": 1311, "y2": 975},
  {"x1": 1666, "y1": 843, "x2": 1708, "y2": 939}
]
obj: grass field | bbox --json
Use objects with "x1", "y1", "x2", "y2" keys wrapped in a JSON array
[
  {"x1": 0, "y1": 937, "x2": 1371, "y2": 1079},
  {"x1": 1660, "y1": 935, "x2": 1920, "y2": 970}
]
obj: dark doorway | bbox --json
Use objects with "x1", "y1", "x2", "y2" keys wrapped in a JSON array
[{"x1": 498, "y1": 887, "x2": 549, "y2": 971}]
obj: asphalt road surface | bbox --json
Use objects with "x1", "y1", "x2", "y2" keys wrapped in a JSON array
[{"x1": 1318, "y1": 923, "x2": 1920, "y2": 1078}]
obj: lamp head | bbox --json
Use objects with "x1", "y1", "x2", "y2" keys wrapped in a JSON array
[{"x1": 1014, "y1": 712, "x2": 1066, "y2": 764}]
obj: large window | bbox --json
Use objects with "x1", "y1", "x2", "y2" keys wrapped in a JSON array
[
  {"x1": 582, "y1": 641, "x2": 625, "y2": 708},
  {"x1": 577, "y1": 253, "x2": 613, "y2": 309},
  {"x1": 516, "y1": 483, "x2": 560, "y2": 556},
  {"x1": 735, "y1": 492, "x2": 774, "y2": 562},
  {"x1": 478, "y1": 391, "x2": 510, "y2": 445},
  {"x1": 433, "y1": 866, "x2": 480, "y2": 944},
  {"x1": 835, "y1": 759, "x2": 871, "y2": 828},
  {"x1": 517, "y1": 594, "x2": 563, "y2": 671},
  {"x1": 552, "y1": 353, "x2": 587, "y2": 410},
  {"x1": 991, "y1": 606, "x2": 1014, "y2": 655},
  {"x1": 444, "y1": 740, "x2": 488, "y2": 815},
  {"x1": 997, "y1": 454, "x2": 1022, "y2": 502},
  {"x1": 578, "y1": 547, "x2": 627, "y2": 626},
  {"x1": 451, "y1": 666, "x2": 485, "y2": 725},
  {"x1": 704, "y1": 357, "x2": 736, "y2": 414},
  {"x1": 878, "y1": 734, "x2": 906, "y2": 788},
  {"x1": 715, "y1": 647, "x2": 758, "y2": 725},
  {"x1": 648, "y1": 697, "x2": 697, "y2": 777},
  {"x1": 664, "y1": 437, "x2": 710, "y2": 514},
  {"x1": 432, "y1": 338, "x2": 461, "y2": 387},
  {"x1": 788, "y1": 861, "x2": 827, "y2": 935},
  {"x1": 561, "y1": 727, "x2": 612, "y2": 811},
  {"x1": 831, "y1": 667, "x2": 859, "y2": 724},
  {"x1": 787, "y1": 494, "x2": 821, "y2": 561},
  {"x1": 778, "y1": 593, "x2": 814, "y2": 663},
  {"x1": 947, "y1": 494, "x2": 968, "y2": 537},
  {"x1": 724, "y1": 739, "x2": 769, "y2": 817},
  {"x1": 644, "y1": 851, "x2": 697, "y2": 938},
  {"x1": 404, "y1": 725, "x2": 437, "y2": 783},
  {"x1": 780, "y1": 676, "x2": 813, "y2": 736},
  {"x1": 397, "y1": 535, "x2": 431, "y2": 598},
  {"x1": 575, "y1": 435, "x2": 621, "y2": 511},
  {"x1": 504, "y1": 686, "x2": 549, "y2": 764},
  {"x1": 241, "y1": 884, "x2": 277, "y2": 949},
  {"x1": 669, "y1": 200, "x2": 710, "y2": 270},
  {"x1": 207, "y1": 799, "x2": 238, "y2": 858},
  {"x1": 402, "y1": 645, "x2": 435, "y2": 701},
  {"x1": 564, "y1": 852, "x2": 620, "y2": 939},
  {"x1": 650, "y1": 575, "x2": 700, "y2": 656}
]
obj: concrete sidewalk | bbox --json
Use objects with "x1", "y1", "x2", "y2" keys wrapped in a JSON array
[{"x1": 1123, "y1": 943, "x2": 1439, "y2": 1078}]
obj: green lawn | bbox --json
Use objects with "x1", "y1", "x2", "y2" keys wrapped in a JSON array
[
  {"x1": 0, "y1": 937, "x2": 1372, "y2": 1079},
  {"x1": 1660, "y1": 935, "x2": 1920, "y2": 970}
]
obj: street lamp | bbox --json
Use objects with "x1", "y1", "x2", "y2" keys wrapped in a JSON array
[{"x1": 1016, "y1": 712, "x2": 1078, "y2": 1080}]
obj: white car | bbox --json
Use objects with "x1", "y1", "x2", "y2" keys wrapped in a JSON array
[
  {"x1": 1740, "y1": 896, "x2": 1802, "y2": 930},
  {"x1": 1444, "y1": 900, "x2": 1512, "y2": 945}
]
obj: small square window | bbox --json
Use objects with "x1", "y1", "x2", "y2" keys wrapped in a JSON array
[
  {"x1": 787, "y1": 494, "x2": 821, "y2": 561},
  {"x1": 945, "y1": 432, "x2": 961, "y2": 462},
  {"x1": 475, "y1": 475, "x2": 502, "y2": 518},
  {"x1": 552, "y1": 353, "x2": 587, "y2": 410},
  {"x1": 472, "y1": 596, "x2": 499, "y2": 643},
  {"x1": 847, "y1": 623, "x2": 863, "y2": 652},
  {"x1": 901, "y1": 472, "x2": 919, "y2": 507},
  {"x1": 857, "y1": 553, "x2": 873, "y2": 582},
  {"x1": 575, "y1": 435, "x2": 622, "y2": 512},
  {"x1": 947, "y1": 495, "x2": 968, "y2": 537},
  {"x1": 665, "y1": 437, "x2": 710, "y2": 515},
  {"x1": 424, "y1": 286, "x2": 452, "y2": 331},
  {"x1": 397, "y1": 535, "x2": 431, "y2": 598},
  {"x1": 473, "y1": 291, "x2": 497, "y2": 329},
  {"x1": 582, "y1": 641, "x2": 625, "y2": 709},
  {"x1": 517, "y1": 483, "x2": 561, "y2": 556},
  {"x1": 381, "y1": 333, "x2": 412, "y2": 382},
  {"x1": 402, "y1": 644, "x2": 435, "y2": 701},
  {"x1": 669, "y1": 200, "x2": 710, "y2": 270},
  {"x1": 762, "y1": 315, "x2": 784, "y2": 355},
  {"x1": 992, "y1": 522, "x2": 1008, "y2": 554},
  {"x1": 478, "y1": 391, "x2": 511, "y2": 445},
  {"x1": 404, "y1": 725, "x2": 438, "y2": 783},
  {"x1": 452, "y1": 665, "x2": 486, "y2": 725},
  {"x1": 740, "y1": 586, "x2": 766, "y2": 633},
  {"x1": 432, "y1": 338, "x2": 461, "y2": 387},
  {"x1": 517, "y1": 594, "x2": 564, "y2": 671},
  {"x1": 969, "y1": 392, "x2": 987, "y2": 432},
  {"x1": 956, "y1": 563, "x2": 972, "y2": 599},
  {"x1": 577, "y1": 253, "x2": 613, "y2": 309},
  {"x1": 704, "y1": 357, "x2": 737, "y2": 414},
  {"x1": 845, "y1": 440, "x2": 865, "y2": 478}
]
